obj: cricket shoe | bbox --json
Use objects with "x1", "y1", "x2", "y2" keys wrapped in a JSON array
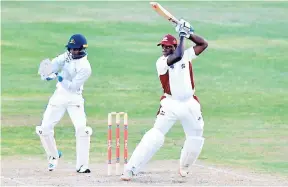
[
  {"x1": 120, "y1": 170, "x2": 134, "y2": 181},
  {"x1": 77, "y1": 165, "x2": 91, "y2": 173},
  {"x1": 179, "y1": 166, "x2": 189, "y2": 177},
  {"x1": 48, "y1": 150, "x2": 62, "y2": 171}
]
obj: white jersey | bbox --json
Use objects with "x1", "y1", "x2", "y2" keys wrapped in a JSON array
[
  {"x1": 156, "y1": 46, "x2": 197, "y2": 101},
  {"x1": 51, "y1": 52, "x2": 92, "y2": 94}
]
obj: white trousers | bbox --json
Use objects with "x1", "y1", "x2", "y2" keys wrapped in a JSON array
[
  {"x1": 125, "y1": 95, "x2": 205, "y2": 174},
  {"x1": 41, "y1": 87, "x2": 87, "y2": 134},
  {"x1": 38, "y1": 87, "x2": 92, "y2": 170},
  {"x1": 154, "y1": 95, "x2": 204, "y2": 137}
]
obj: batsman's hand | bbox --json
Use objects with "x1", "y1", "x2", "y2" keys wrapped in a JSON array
[{"x1": 175, "y1": 19, "x2": 194, "y2": 38}]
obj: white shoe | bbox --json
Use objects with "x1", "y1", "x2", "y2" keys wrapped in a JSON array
[
  {"x1": 48, "y1": 150, "x2": 62, "y2": 171},
  {"x1": 179, "y1": 166, "x2": 189, "y2": 177},
  {"x1": 120, "y1": 170, "x2": 134, "y2": 181},
  {"x1": 48, "y1": 156, "x2": 58, "y2": 171}
]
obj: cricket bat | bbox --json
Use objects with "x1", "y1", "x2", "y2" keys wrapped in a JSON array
[{"x1": 150, "y1": 2, "x2": 180, "y2": 25}]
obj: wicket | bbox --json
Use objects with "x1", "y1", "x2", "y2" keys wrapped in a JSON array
[{"x1": 107, "y1": 112, "x2": 128, "y2": 176}]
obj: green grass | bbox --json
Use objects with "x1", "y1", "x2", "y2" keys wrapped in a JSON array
[{"x1": 1, "y1": 1, "x2": 288, "y2": 176}]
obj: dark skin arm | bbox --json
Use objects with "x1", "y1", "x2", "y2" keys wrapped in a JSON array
[
  {"x1": 167, "y1": 36, "x2": 185, "y2": 66},
  {"x1": 188, "y1": 34, "x2": 208, "y2": 56}
]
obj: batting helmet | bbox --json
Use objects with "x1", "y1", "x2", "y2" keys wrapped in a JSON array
[{"x1": 66, "y1": 34, "x2": 88, "y2": 59}]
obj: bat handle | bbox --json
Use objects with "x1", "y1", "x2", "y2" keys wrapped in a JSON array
[
  {"x1": 172, "y1": 19, "x2": 180, "y2": 26},
  {"x1": 172, "y1": 22, "x2": 178, "y2": 27}
]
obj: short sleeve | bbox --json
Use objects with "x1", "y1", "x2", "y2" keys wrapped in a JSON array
[
  {"x1": 185, "y1": 47, "x2": 197, "y2": 61},
  {"x1": 156, "y1": 56, "x2": 169, "y2": 76}
]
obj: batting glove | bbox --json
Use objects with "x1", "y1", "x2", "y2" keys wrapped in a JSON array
[{"x1": 176, "y1": 19, "x2": 194, "y2": 38}]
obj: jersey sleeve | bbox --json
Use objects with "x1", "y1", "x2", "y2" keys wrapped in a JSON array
[
  {"x1": 60, "y1": 61, "x2": 92, "y2": 92},
  {"x1": 185, "y1": 46, "x2": 197, "y2": 61},
  {"x1": 156, "y1": 56, "x2": 169, "y2": 76},
  {"x1": 51, "y1": 52, "x2": 70, "y2": 73}
]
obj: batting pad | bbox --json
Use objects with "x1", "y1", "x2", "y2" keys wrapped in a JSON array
[
  {"x1": 125, "y1": 128, "x2": 165, "y2": 174},
  {"x1": 36, "y1": 126, "x2": 59, "y2": 159},
  {"x1": 76, "y1": 126, "x2": 92, "y2": 170},
  {"x1": 180, "y1": 136, "x2": 205, "y2": 168}
]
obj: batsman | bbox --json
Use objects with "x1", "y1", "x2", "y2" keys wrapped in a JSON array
[
  {"x1": 36, "y1": 34, "x2": 92, "y2": 173},
  {"x1": 121, "y1": 19, "x2": 208, "y2": 180}
]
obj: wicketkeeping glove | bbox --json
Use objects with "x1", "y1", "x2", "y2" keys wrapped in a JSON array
[
  {"x1": 41, "y1": 73, "x2": 58, "y2": 81},
  {"x1": 57, "y1": 75, "x2": 63, "y2": 82}
]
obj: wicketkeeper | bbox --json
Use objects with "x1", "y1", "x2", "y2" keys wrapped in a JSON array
[{"x1": 36, "y1": 34, "x2": 92, "y2": 173}]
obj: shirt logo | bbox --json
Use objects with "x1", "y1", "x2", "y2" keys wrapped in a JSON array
[
  {"x1": 162, "y1": 37, "x2": 168, "y2": 41},
  {"x1": 181, "y1": 64, "x2": 186, "y2": 69},
  {"x1": 159, "y1": 110, "x2": 165, "y2": 116}
]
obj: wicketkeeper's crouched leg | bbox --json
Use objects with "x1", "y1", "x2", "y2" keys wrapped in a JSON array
[
  {"x1": 36, "y1": 103, "x2": 66, "y2": 171},
  {"x1": 75, "y1": 126, "x2": 93, "y2": 173},
  {"x1": 36, "y1": 126, "x2": 59, "y2": 160},
  {"x1": 67, "y1": 103, "x2": 92, "y2": 173}
]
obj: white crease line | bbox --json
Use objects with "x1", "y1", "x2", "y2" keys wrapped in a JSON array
[
  {"x1": 194, "y1": 164, "x2": 267, "y2": 182},
  {"x1": 1, "y1": 176, "x2": 27, "y2": 185}
]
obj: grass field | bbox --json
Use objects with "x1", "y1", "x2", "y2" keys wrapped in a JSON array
[{"x1": 1, "y1": 1, "x2": 288, "y2": 177}]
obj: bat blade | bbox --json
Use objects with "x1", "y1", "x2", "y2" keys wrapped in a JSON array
[{"x1": 150, "y1": 2, "x2": 180, "y2": 25}]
